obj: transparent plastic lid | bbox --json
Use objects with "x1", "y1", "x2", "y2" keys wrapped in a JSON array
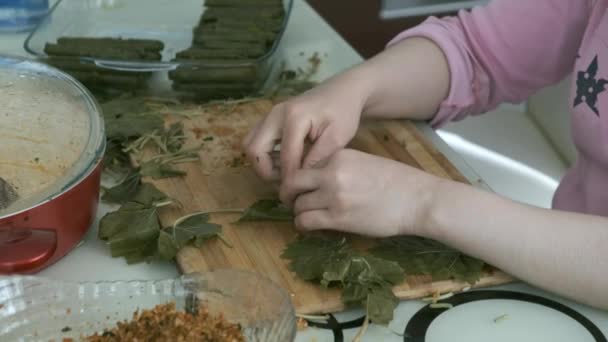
[{"x1": 0, "y1": 55, "x2": 105, "y2": 217}]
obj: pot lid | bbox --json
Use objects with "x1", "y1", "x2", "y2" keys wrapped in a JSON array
[{"x1": 0, "y1": 55, "x2": 105, "y2": 218}]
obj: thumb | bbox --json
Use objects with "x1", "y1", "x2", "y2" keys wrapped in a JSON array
[{"x1": 302, "y1": 128, "x2": 344, "y2": 169}]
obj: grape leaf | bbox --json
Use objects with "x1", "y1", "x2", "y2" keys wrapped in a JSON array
[
  {"x1": 366, "y1": 285, "x2": 399, "y2": 325},
  {"x1": 103, "y1": 139, "x2": 133, "y2": 175},
  {"x1": 342, "y1": 283, "x2": 397, "y2": 324},
  {"x1": 98, "y1": 201, "x2": 160, "y2": 260},
  {"x1": 122, "y1": 238, "x2": 159, "y2": 264},
  {"x1": 107, "y1": 228, "x2": 160, "y2": 255},
  {"x1": 281, "y1": 236, "x2": 404, "y2": 324},
  {"x1": 102, "y1": 178, "x2": 169, "y2": 206},
  {"x1": 98, "y1": 202, "x2": 160, "y2": 263},
  {"x1": 102, "y1": 98, "x2": 164, "y2": 140},
  {"x1": 320, "y1": 251, "x2": 355, "y2": 287},
  {"x1": 348, "y1": 255, "x2": 404, "y2": 285},
  {"x1": 160, "y1": 122, "x2": 186, "y2": 153},
  {"x1": 98, "y1": 202, "x2": 153, "y2": 240},
  {"x1": 106, "y1": 224, "x2": 160, "y2": 259},
  {"x1": 131, "y1": 183, "x2": 169, "y2": 206},
  {"x1": 281, "y1": 236, "x2": 349, "y2": 281},
  {"x1": 340, "y1": 255, "x2": 403, "y2": 324},
  {"x1": 99, "y1": 200, "x2": 223, "y2": 262},
  {"x1": 158, "y1": 230, "x2": 179, "y2": 260},
  {"x1": 101, "y1": 170, "x2": 141, "y2": 204},
  {"x1": 342, "y1": 282, "x2": 368, "y2": 304},
  {"x1": 173, "y1": 213, "x2": 222, "y2": 246},
  {"x1": 370, "y1": 236, "x2": 485, "y2": 285},
  {"x1": 96, "y1": 97, "x2": 211, "y2": 264},
  {"x1": 238, "y1": 199, "x2": 294, "y2": 222},
  {"x1": 157, "y1": 213, "x2": 223, "y2": 260},
  {"x1": 140, "y1": 160, "x2": 186, "y2": 179}
]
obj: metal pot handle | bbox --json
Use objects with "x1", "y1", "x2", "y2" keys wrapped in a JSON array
[{"x1": 0, "y1": 224, "x2": 57, "y2": 274}]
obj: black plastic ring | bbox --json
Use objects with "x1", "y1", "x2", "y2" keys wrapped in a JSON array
[{"x1": 404, "y1": 290, "x2": 607, "y2": 342}]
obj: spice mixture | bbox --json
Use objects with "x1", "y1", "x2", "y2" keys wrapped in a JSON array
[{"x1": 83, "y1": 302, "x2": 244, "y2": 342}]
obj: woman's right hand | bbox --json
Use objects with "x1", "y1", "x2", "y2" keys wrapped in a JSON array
[{"x1": 242, "y1": 69, "x2": 371, "y2": 188}]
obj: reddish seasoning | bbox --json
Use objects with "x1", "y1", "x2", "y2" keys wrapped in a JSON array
[
  {"x1": 191, "y1": 127, "x2": 206, "y2": 139},
  {"x1": 212, "y1": 126, "x2": 235, "y2": 137},
  {"x1": 83, "y1": 302, "x2": 244, "y2": 342}
]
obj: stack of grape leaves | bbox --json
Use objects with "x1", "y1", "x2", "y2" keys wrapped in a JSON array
[{"x1": 97, "y1": 91, "x2": 513, "y2": 331}]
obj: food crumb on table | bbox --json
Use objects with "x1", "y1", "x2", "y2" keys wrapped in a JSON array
[
  {"x1": 297, "y1": 317, "x2": 308, "y2": 331},
  {"x1": 493, "y1": 314, "x2": 509, "y2": 324}
]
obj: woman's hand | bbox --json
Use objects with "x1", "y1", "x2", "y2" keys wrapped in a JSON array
[
  {"x1": 242, "y1": 37, "x2": 451, "y2": 183},
  {"x1": 242, "y1": 69, "x2": 371, "y2": 182},
  {"x1": 280, "y1": 149, "x2": 441, "y2": 237}
]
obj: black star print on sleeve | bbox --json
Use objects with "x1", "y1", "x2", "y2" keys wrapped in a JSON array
[{"x1": 574, "y1": 55, "x2": 608, "y2": 116}]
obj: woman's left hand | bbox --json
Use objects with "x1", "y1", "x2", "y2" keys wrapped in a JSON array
[{"x1": 280, "y1": 149, "x2": 441, "y2": 237}]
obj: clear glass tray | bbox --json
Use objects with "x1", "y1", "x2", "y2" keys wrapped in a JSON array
[
  {"x1": 0, "y1": 270, "x2": 297, "y2": 341},
  {"x1": 23, "y1": 0, "x2": 293, "y2": 97}
]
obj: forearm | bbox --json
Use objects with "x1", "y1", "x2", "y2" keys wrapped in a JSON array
[
  {"x1": 324, "y1": 37, "x2": 450, "y2": 121},
  {"x1": 423, "y1": 179, "x2": 608, "y2": 309},
  {"x1": 359, "y1": 37, "x2": 450, "y2": 120}
]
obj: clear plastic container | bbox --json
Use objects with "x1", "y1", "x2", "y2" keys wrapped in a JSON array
[
  {"x1": 0, "y1": 0, "x2": 49, "y2": 33},
  {"x1": 23, "y1": 0, "x2": 293, "y2": 97},
  {"x1": 0, "y1": 270, "x2": 297, "y2": 341}
]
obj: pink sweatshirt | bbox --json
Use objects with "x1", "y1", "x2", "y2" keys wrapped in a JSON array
[{"x1": 389, "y1": 0, "x2": 608, "y2": 216}]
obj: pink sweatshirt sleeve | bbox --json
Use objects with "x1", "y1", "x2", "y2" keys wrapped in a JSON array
[{"x1": 388, "y1": 0, "x2": 592, "y2": 128}]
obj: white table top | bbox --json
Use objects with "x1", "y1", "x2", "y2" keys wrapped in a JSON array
[{"x1": 1, "y1": 1, "x2": 607, "y2": 341}]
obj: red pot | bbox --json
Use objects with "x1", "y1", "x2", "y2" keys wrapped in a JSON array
[{"x1": 0, "y1": 56, "x2": 105, "y2": 274}]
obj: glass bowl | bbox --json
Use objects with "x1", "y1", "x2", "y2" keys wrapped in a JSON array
[
  {"x1": 0, "y1": 269, "x2": 297, "y2": 341},
  {"x1": 23, "y1": 0, "x2": 294, "y2": 98}
]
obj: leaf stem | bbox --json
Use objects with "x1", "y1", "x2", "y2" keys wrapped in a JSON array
[
  {"x1": 494, "y1": 314, "x2": 509, "y2": 323},
  {"x1": 295, "y1": 314, "x2": 330, "y2": 321},
  {"x1": 172, "y1": 208, "x2": 245, "y2": 228},
  {"x1": 154, "y1": 200, "x2": 174, "y2": 208},
  {"x1": 217, "y1": 233, "x2": 234, "y2": 248},
  {"x1": 421, "y1": 292, "x2": 454, "y2": 303},
  {"x1": 202, "y1": 96, "x2": 262, "y2": 107},
  {"x1": 429, "y1": 303, "x2": 453, "y2": 310},
  {"x1": 353, "y1": 314, "x2": 369, "y2": 342},
  {"x1": 146, "y1": 146, "x2": 201, "y2": 163},
  {"x1": 123, "y1": 131, "x2": 157, "y2": 154}
]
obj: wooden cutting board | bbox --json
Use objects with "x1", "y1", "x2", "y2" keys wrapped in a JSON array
[{"x1": 145, "y1": 99, "x2": 513, "y2": 315}]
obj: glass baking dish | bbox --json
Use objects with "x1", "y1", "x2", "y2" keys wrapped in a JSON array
[
  {"x1": 23, "y1": 0, "x2": 293, "y2": 98},
  {"x1": 0, "y1": 269, "x2": 297, "y2": 341}
]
